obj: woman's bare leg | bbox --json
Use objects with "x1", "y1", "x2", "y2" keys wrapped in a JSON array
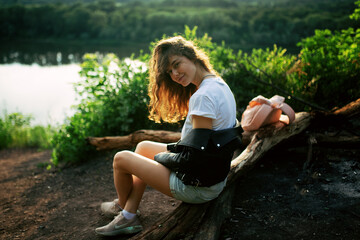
[{"x1": 113, "y1": 141, "x2": 171, "y2": 213}]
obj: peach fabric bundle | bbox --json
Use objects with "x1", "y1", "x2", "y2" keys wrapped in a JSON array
[{"x1": 241, "y1": 95, "x2": 296, "y2": 131}]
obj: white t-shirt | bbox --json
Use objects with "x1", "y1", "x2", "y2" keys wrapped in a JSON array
[{"x1": 181, "y1": 77, "x2": 237, "y2": 139}]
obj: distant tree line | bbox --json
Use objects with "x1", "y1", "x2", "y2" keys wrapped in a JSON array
[{"x1": 0, "y1": 0, "x2": 358, "y2": 50}]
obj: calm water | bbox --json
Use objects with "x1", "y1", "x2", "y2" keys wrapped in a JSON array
[
  {"x1": 0, "y1": 63, "x2": 81, "y2": 126},
  {"x1": 0, "y1": 40, "x2": 146, "y2": 126}
]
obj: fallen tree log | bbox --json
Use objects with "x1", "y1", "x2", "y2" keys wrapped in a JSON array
[
  {"x1": 332, "y1": 98, "x2": 360, "y2": 117},
  {"x1": 87, "y1": 130, "x2": 181, "y2": 151},
  {"x1": 309, "y1": 134, "x2": 360, "y2": 148},
  {"x1": 87, "y1": 128, "x2": 253, "y2": 151}
]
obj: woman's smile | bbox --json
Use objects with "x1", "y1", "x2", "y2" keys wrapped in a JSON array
[
  {"x1": 168, "y1": 55, "x2": 197, "y2": 87},
  {"x1": 176, "y1": 74, "x2": 185, "y2": 84}
]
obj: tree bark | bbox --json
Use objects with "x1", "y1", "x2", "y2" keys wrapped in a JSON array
[
  {"x1": 228, "y1": 112, "x2": 311, "y2": 184},
  {"x1": 87, "y1": 130, "x2": 181, "y2": 151}
]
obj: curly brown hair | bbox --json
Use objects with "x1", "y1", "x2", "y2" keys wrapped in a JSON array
[{"x1": 148, "y1": 36, "x2": 216, "y2": 123}]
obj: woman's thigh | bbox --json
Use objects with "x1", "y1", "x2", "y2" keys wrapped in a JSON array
[
  {"x1": 135, "y1": 140, "x2": 167, "y2": 160},
  {"x1": 114, "y1": 149, "x2": 173, "y2": 197}
]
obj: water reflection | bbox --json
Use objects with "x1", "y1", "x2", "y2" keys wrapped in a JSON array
[
  {"x1": 0, "y1": 40, "x2": 148, "y2": 125},
  {"x1": 0, "y1": 40, "x2": 148, "y2": 65},
  {"x1": 0, "y1": 63, "x2": 81, "y2": 126}
]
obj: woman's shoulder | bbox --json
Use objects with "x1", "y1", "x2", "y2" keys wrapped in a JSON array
[
  {"x1": 189, "y1": 79, "x2": 224, "y2": 108},
  {"x1": 198, "y1": 76, "x2": 221, "y2": 88},
  {"x1": 201, "y1": 76, "x2": 225, "y2": 85},
  {"x1": 196, "y1": 77, "x2": 230, "y2": 96}
]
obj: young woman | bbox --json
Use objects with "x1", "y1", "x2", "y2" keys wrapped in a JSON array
[{"x1": 95, "y1": 36, "x2": 240, "y2": 236}]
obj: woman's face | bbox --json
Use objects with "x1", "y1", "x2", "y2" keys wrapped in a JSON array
[{"x1": 167, "y1": 55, "x2": 198, "y2": 87}]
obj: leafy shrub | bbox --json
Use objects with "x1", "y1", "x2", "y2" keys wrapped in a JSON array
[
  {"x1": 296, "y1": 2, "x2": 360, "y2": 109},
  {"x1": 0, "y1": 112, "x2": 54, "y2": 150},
  {"x1": 224, "y1": 46, "x2": 302, "y2": 114},
  {"x1": 0, "y1": 115, "x2": 12, "y2": 149}
]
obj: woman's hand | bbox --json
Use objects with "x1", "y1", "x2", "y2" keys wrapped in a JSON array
[{"x1": 192, "y1": 115, "x2": 212, "y2": 129}]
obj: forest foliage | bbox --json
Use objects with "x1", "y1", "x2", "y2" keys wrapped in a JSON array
[
  {"x1": 49, "y1": 1, "x2": 360, "y2": 165},
  {"x1": 0, "y1": 0, "x2": 358, "y2": 51}
]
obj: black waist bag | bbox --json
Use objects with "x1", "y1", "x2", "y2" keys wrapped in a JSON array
[{"x1": 154, "y1": 127, "x2": 243, "y2": 187}]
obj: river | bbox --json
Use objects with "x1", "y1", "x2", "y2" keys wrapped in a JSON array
[{"x1": 0, "y1": 40, "x2": 146, "y2": 126}]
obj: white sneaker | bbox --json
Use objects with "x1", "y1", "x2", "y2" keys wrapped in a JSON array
[
  {"x1": 100, "y1": 199, "x2": 122, "y2": 217},
  {"x1": 95, "y1": 212, "x2": 143, "y2": 236}
]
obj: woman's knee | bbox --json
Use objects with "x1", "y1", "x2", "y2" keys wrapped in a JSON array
[
  {"x1": 113, "y1": 150, "x2": 132, "y2": 169},
  {"x1": 135, "y1": 140, "x2": 152, "y2": 154}
]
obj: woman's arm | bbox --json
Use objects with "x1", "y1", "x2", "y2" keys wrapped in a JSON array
[{"x1": 192, "y1": 115, "x2": 212, "y2": 129}]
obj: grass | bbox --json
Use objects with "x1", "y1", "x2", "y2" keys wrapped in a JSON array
[{"x1": 0, "y1": 111, "x2": 56, "y2": 150}]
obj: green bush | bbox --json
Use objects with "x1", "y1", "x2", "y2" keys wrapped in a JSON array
[
  {"x1": 0, "y1": 112, "x2": 54, "y2": 150},
  {"x1": 223, "y1": 45, "x2": 301, "y2": 113},
  {"x1": 0, "y1": 115, "x2": 12, "y2": 149},
  {"x1": 296, "y1": 1, "x2": 360, "y2": 110}
]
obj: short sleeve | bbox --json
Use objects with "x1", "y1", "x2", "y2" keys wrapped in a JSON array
[{"x1": 188, "y1": 93, "x2": 217, "y2": 120}]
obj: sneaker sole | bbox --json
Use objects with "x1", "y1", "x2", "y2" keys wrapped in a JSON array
[{"x1": 95, "y1": 225, "x2": 143, "y2": 236}]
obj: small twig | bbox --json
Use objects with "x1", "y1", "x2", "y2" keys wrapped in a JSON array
[{"x1": 303, "y1": 135, "x2": 317, "y2": 172}]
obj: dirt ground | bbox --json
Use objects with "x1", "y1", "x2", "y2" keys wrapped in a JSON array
[
  {"x1": 0, "y1": 145, "x2": 359, "y2": 240},
  {"x1": 220, "y1": 146, "x2": 360, "y2": 240}
]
